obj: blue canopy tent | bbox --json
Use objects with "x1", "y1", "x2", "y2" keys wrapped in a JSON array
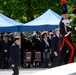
[
  {"x1": 20, "y1": 9, "x2": 61, "y2": 32},
  {"x1": 0, "y1": 13, "x2": 23, "y2": 32}
]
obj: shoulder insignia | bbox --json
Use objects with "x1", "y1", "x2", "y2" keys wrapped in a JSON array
[
  {"x1": 12, "y1": 43, "x2": 15, "y2": 46},
  {"x1": 53, "y1": 35, "x2": 56, "y2": 37}
]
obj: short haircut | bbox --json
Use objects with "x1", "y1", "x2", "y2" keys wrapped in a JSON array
[{"x1": 14, "y1": 38, "x2": 20, "y2": 41}]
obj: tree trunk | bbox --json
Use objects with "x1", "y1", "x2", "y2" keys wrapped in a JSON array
[{"x1": 26, "y1": 0, "x2": 34, "y2": 22}]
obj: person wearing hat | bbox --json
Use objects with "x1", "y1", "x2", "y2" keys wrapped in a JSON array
[
  {"x1": 41, "y1": 31, "x2": 50, "y2": 68},
  {"x1": 50, "y1": 28, "x2": 60, "y2": 68},
  {"x1": 59, "y1": 9, "x2": 76, "y2": 64},
  {"x1": 20, "y1": 33, "x2": 27, "y2": 68},
  {"x1": 10, "y1": 35, "x2": 21, "y2": 75}
]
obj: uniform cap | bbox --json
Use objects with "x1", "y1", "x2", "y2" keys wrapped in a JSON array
[
  {"x1": 14, "y1": 33, "x2": 20, "y2": 39},
  {"x1": 61, "y1": 9, "x2": 68, "y2": 14},
  {"x1": 28, "y1": 34, "x2": 32, "y2": 38},
  {"x1": 14, "y1": 36, "x2": 20, "y2": 39},
  {"x1": 41, "y1": 31, "x2": 47, "y2": 35},
  {"x1": 3, "y1": 33, "x2": 8, "y2": 36},
  {"x1": 49, "y1": 32, "x2": 54, "y2": 35},
  {"x1": 52, "y1": 28, "x2": 59, "y2": 33},
  {"x1": 3, "y1": 33, "x2": 9, "y2": 37},
  {"x1": 32, "y1": 31, "x2": 37, "y2": 36}
]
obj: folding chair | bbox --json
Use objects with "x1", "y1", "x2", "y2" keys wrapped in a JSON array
[
  {"x1": 23, "y1": 52, "x2": 32, "y2": 68},
  {"x1": 34, "y1": 51, "x2": 41, "y2": 67}
]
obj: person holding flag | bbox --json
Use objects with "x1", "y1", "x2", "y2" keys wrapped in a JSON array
[{"x1": 59, "y1": 8, "x2": 76, "y2": 65}]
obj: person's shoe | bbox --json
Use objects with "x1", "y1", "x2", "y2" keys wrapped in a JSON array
[
  {"x1": 2, "y1": 67, "x2": 5, "y2": 69},
  {"x1": 43, "y1": 66, "x2": 46, "y2": 68}
]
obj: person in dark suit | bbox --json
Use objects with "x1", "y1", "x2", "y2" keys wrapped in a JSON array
[
  {"x1": 0, "y1": 36, "x2": 2, "y2": 68},
  {"x1": 41, "y1": 31, "x2": 50, "y2": 68},
  {"x1": 2, "y1": 34, "x2": 11, "y2": 69},
  {"x1": 21, "y1": 33, "x2": 27, "y2": 68},
  {"x1": 51, "y1": 28, "x2": 60, "y2": 68},
  {"x1": 32, "y1": 35, "x2": 41, "y2": 67},
  {"x1": 10, "y1": 34, "x2": 21, "y2": 75},
  {"x1": 47, "y1": 32, "x2": 54, "y2": 63},
  {"x1": 25, "y1": 36, "x2": 32, "y2": 67}
]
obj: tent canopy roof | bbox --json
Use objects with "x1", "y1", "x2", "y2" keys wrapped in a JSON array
[
  {"x1": 24, "y1": 9, "x2": 61, "y2": 26},
  {"x1": 0, "y1": 13, "x2": 23, "y2": 32},
  {"x1": 20, "y1": 9, "x2": 61, "y2": 31}
]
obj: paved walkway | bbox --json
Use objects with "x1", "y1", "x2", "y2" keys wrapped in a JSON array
[
  {"x1": 0, "y1": 63, "x2": 76, "y2": 75},
  {"x1": 0, "y1": 68, "x2": 46, "y2": 75}
]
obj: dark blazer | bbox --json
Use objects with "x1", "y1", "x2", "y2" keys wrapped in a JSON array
[
  {"x1": 32, "y1": 38, "x2": 41, "y2": 51},
  {"x1": 26, "y1": 40, "x2": 32, "y2": 51},
  {"x1": 51, "y1": 35, "x2": 60, "y2": 53},
  {"x1": 41, "y1": 38, "x2": 50, "y2": 52},
  {"x1": 1, "y1": 40, "x2": 11, "y2": 52},
  {"x1": 21, "y1": 38, "x2": 27, "y2": 51},
  {"x1": 10, "y1": 43, "x2": 20, "y2": 66}
]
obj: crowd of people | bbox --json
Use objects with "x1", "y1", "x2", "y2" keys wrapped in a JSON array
[
  {"x1": 0, "y1": 31, "x2": 52, "y2": 69},
  {"x1": 0, "y1": 10, "x2": 76, "y2": 71},
  {"x1": 0, "y1": 29, "x2": 75, "y2": 69}
]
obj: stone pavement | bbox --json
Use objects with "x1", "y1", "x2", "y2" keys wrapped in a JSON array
[
  {"x1": 0, "y1": 63, "x2": 76, "y2": 75},
  {"x1": 0, "y1": 68, "x2": 46, "y2": 75}
]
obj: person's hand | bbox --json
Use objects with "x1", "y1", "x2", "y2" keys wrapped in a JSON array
[
  {"x1": 34, "y1": 50, "x2": 36, "y2": 51},
  {"x1": 26, "y1": 49, "x2": 28, "y2": 51},
  {"x1": 66, "y1": 50, "x2": 69, "y2": 53},
  {"x1": 45, "y1": 49, "x2": 48, "y2": 52},
  {"x1": 12, "y1": 64, "x2": 15, "y2": 67},
  {"x1": 54, "y1": 52, "x2": 58, "y2": 56},
  {"x1": 4, "y1": 50, "x2": 7, "y2": 53}
]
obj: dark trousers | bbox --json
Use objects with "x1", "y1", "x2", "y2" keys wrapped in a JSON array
[
  {"x1": 21, "y1": 51, "x2": 24, "y2": 67},
  {"x1": 51, "y1": 53, "x2": 59, "y2": 68},
  {"x1": 43, "y1": 52, "x2": 49, "y2": 67},
  {"x1": 12, "y1": 65, "x2": 19, "y2": 75},
  {"x1": 64, "y1": 38, "x2": 75, "y2": 63},
  {"x1": 58, "y1": 37, "x2": 75, "y2": 65},
  {"x1": 57, "y1": 47, "x2": 66, "y2": 66},
  {"x1": 2, "y1": 52, "x2": 9, "y2": 68},
  {"x1": 64, "y1": 51, "x2": 70, "y2": 64}
]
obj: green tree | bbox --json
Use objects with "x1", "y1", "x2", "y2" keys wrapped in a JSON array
[
  {"x1": 0, "y1": 0, "x2": 76, "y2": 45},
  {"x1": 0, "y1": 0, "x2": 62, "y2": 22}
]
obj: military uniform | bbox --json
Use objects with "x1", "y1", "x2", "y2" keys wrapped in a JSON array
[
  {"x1": 59, "y1": 10, "x2": 76, "y2": 63},
  {"x1": 51, "y1": 29, "x2": 60, "y2": 68},
  {"x1": 10, "y1": 43, "x2": 20, "y2": 75},
  {"x1": 10, "y1": 34, "x2": 20, "y2": 75},
  {"x1": 21, "y1": 36, "x2": 27, "y2": 67}
]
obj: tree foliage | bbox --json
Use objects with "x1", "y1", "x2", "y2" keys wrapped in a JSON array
[
  {"x1": 0, "y1": 0, "x2": 76, "y2": 45},
  {"x1": 0, "y1": 0, "x2": 75, "y2": 22},
  {"x1": 0, "y1": 0, "x2": 62, "y2": 22}
]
